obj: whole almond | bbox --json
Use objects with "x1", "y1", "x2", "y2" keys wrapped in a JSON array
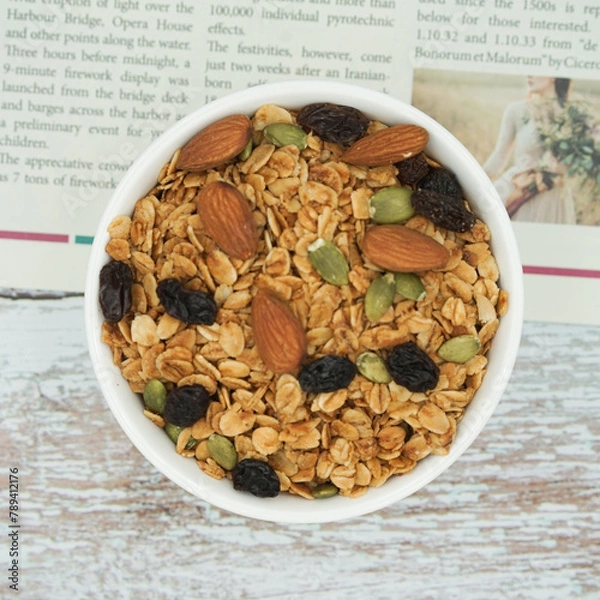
[
  {"x1": 251, "y1": 289, "x2": 307, "y2": 374},
  {"x1": 196, "y1": 181, "x2": 257, "y2": 260},
  {"x1": 340, "y1": 124, "x2": 429, "y2": 167},
  {"x1": 362, "y1": 224, "x2": 449, "y2": 272},
  {"x1": 177, "y1": 114, "x2": 252, "y2": 172}
]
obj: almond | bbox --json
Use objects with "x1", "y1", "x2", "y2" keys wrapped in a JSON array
[
  {"x1": 177, "y1": 114, "x2": 252, "y2": 172},
  {"x1": 251, "y1": 289, "x2": 307, "y2": 374},
  {"x1": 361, "y1": 224, "x2": 450, "y2": 272},
  {"x1": 196, "y1": 181, "x2": 257, "y2": 260},
  {"x1": 340, "y1": 124, "x2": 429, "y2": 167}
]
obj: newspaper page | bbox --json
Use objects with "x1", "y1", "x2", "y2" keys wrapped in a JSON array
[{"x1": 0, "y1": 0, "x2": 599, "y2": 324}]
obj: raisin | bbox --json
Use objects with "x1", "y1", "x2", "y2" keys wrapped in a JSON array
[
  {"x1": 395, "y1": 153, "x2": 430, "y2": 186},
  {"x1": 411, "y1": 189, "x2": 476, "y2": 233},
  {"x1": 163, "y1": 384, "x2": 213, "y2": 427},
  {"x1": 418, "y1": 166, "x2": 463, "y2": 199},
  {"x1": 232, "y1": 459, "x2": 280, "y2": 498},
  {"x1": 296, "y1": 102, "x2": 369, "y2": 145},
  {"x1": 156, "y1": 278, "x2": 217, "y2": 325},
  {"x1": 99, "y1": 260, "x2": 133, "y2": 323},
  {"x1": 400, "y1": 421, "x2": 414, "y2": 442},
  {"x1": 385, "y1": 341, "x2": 439, "y2": 393},
  {"x1": 298, "y1": 355, "x2": 357, "y2": 393}
]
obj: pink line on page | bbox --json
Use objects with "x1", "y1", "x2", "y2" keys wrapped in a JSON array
[
  {"x1": 0, "y1": 230, "x2": 69, "y2": 243},
  {"x1": 523, "y1": 265, "x2": 600, "y2": 279}
]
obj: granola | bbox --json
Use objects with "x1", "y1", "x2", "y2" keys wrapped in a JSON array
[{"x1": 100, "y1": 103, "x2": 508, "y2": 500}]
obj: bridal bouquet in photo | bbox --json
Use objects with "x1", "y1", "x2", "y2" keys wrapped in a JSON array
[{"x1": 534, "y1": 99, "x2": 600, "y2": 189}]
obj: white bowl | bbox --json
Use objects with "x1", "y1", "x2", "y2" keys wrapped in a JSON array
[{"x1": 85, "y1": 80, "x2": 524, "y2": 523}]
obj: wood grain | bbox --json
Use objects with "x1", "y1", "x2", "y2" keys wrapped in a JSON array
[{"x1": 1, "y1": 295, "x2": 599, "y2": 599}]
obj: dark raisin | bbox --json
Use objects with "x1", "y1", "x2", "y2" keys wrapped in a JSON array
[
  {"x1": 99, "y1": 260, "x2": 133, "y2": 323},
  {"x1": 395, "y1": 153, "x2": 430, "y2": 186},
  {"x1": 163, "y1": 384, "x2": 213, "y2": 427},
  {"x1": 385, "y1": 341, "x2": 439, "y2": 393},
  {"x1": 400, "y1": 421, "x2": 414, "y2": 442},
  {"x1": 411, "y1": 189, "x2": 476, "y2": 233},
  {"x1": 298, "y1": 355, "x2": 357, "y2": 393},
  {"x1": 156, "y1": 278, "x2": 217, "y2": 325},
  {"x1": 232, "y1": 459, "x2": 280, "y2": 498},
  {"x1": 297, "y1": 102, "x2": 370, "y2": 145},
  {"x1": 418, "y1": 166, "x2": 463, "y2": 199}
]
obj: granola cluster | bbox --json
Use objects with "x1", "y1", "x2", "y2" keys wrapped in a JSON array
[{"x1": 100, "y1": 103, "x2": 508, "y2": 499}]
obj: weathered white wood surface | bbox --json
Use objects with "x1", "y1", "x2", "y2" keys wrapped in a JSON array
[{"x1": 1, "y1": 294, "x2": 599, "y2": 600}]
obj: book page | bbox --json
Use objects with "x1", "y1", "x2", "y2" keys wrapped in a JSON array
[{"x1": 1, "y1": 0, "x2": 599, "y2": 324}]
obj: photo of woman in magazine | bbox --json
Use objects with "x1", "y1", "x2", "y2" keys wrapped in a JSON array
[{"x1": 483, "y1": 76, "x2": 600, "y2": 225}]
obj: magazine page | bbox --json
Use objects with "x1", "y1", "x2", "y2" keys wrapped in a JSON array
[
  {"x1": 406, "y1": 1, "x2": 600, "y2": 324},
  {"x1": 1, "y1": 0, "x2": 598, "y2": 324}
]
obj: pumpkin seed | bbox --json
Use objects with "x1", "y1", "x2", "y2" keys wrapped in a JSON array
[
  {"x1": 263, "y1": 123, "x2": 308, "y2": 150},
  {"x1": 394, "y1": 272, "x2": 427, "y2": 301},
  {"x1": 364, "y1": 273, "x2": 396, "y2": 322},
  {"x1": 308, "y1": 238, "x2": 349, "y2": 286},
  {"x1": 164, "y1": 423, "x2": 197, "y2": 449},
  {"x1": 238, "y1": 137, "x2": 253, "y2": 161},
  {"x1": 143, "y1": 379, "x2": 167, "y2": 415},
  {"x1": 437, "y1": 335, "x2": 481, "y2": 363},
  {"x1": 356, "y1": 351, "x2": 392, "y2": 384},
  {"x1": 207, "y1": 433, "x2": 238, "y2": 470},
  {"x1": 369, "y1": 186, "x2": 415, "y2": 223},
  {"x1": 312, "y1": 482, "x2": 339, "y2": 499}
]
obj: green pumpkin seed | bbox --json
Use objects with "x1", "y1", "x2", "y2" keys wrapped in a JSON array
[
  {"x1": 394, "y1": 272, "x2": 427, "y2": 301},
  {"x1": 207, "y1": 433, "x2": 238, "y2": 471},
  {"x1": 308, "y1": 238, "x2": 349, "y2": 286},
  {"x1": 312, "y1": 482, "x2": 339, "y2": 499},
  {"x1": 437, "y1": 335, "x2": 481, "y2": 363},
  {"x1": 263, "y1": 123, "x2": 308, "y2": 150},
  {"x1": 369, "y1": 186, "x2": 415, "y2": 224},
  {"x1": 238, "y1": 137, "x2": 253, "y2": 161},
  {"x1": 364, "y1": 273, "x2": 396, "y2": 322},
  {"x1": 142, "y1": 379, "x2": 167, "y2": 415},
  {"x1": 164, "y1": 423, "x2": 197, "y2": 449},
  {"x1": 356, "y1": 351, "x2": 392, "y2": 383}
]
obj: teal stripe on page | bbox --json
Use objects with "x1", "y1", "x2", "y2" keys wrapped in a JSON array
[{"x1": 75, "y1": 235, "x2": 94, "y2": 245}]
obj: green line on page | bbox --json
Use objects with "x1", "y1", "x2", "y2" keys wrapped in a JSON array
[{"x1": 75, "y1": 235, "x2": 94, "y2": 245}]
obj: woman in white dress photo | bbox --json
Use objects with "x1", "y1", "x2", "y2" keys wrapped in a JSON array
[{"x1": 483, "y1": 76, "x2": 577, "y2": 224}]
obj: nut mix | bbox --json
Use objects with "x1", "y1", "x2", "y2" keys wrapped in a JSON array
[{"x1": 99, "y1": 102, "x2": 508, "y2": 500}]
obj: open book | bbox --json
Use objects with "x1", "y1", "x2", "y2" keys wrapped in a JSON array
[{"x1": 1, "y1": 0, "x2": 599, "y2": 324}]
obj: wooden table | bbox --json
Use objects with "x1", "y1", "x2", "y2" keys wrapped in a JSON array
[{"x1": 2, "y1": 291, "x2": 599, "y2": 599}]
